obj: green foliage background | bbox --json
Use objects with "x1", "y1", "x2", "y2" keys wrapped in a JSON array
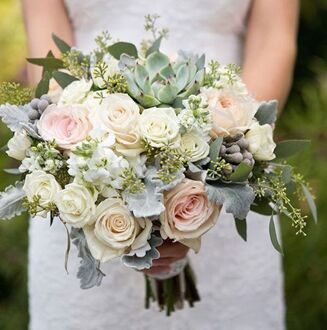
[{"x1": 0, "y1": 0, "x2": 326, "y2": 329}]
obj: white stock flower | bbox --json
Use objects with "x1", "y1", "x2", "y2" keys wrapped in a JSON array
[
  {"x1": 6, "y1": 131, "x2": 32, "y2": 161},
  {"x1": 56, "y1": 183, "x2": 96, "y2": 228},
  {"x1": 91, "y1": 55, "x2": 120, "y2": 88},
  {"x1": 180, "y1": 131, "x2": 210, "y2": 162},
  {"x1": 245, "y1": 122, "x2": 276, "y2": 161},
  {"x1": 23, "y1": 171, "x2": 61, "y2": 216},
  {"x1": 139, "y1": 107, "x2": 180, "y2": 148},
  {"x1": 84, "y1": 198, "x2": 152, "y2": 262},
  {"x1": 58, "y1": 79, "x2": 92, "y2": 105}
]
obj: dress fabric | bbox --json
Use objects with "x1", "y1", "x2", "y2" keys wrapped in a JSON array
[{"x1": 28, "y1": 1, "x2": 285, "y2": 329}]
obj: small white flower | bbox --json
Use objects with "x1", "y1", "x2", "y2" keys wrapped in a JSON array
[
  {"x1": 23, "y1": 171, "x2": 61, "y2": 216},
  {"x1": 180, "y1": 131, "x2": 210, "y2": 162},
  {"x1": 56, "y1": 183, "x2": 96, "y2": 228},
  {"x1": 139, "y1": 107, "x2": 180, "y2": 148},
  {"x1": 245, "y1": 122, "x2": 276, "y2": 161},
  {"x1": 6, "y1": 131, "x2": 32, "y2": 161},
  {"x1": 58, "y1": 79, "x2": 92, "y2": 105}
]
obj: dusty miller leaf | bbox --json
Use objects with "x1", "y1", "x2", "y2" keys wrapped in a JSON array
[
  {"x1": 0, "y1": 181, "x2": 26, "y2": 220},
  {"x1": 206, "y1": 183, "x2": 255, "y2": 219},
  {"x1": 0, "y1": 104, "x2": 30, "y2": 132},
  {"x1": 70, "y1": 228, "x2": 105, "y2": 289},
  {"x1": 121, "y1": 234, "x2": 162, "y2": 270}
]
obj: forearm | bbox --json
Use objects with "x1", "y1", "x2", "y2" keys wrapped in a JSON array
[
  {"x1": 21, "y1": 0, "x2": 74, "y2": 84},
  {"x1": 241, "y1": 0, "x2": 299, "y2": 112}
]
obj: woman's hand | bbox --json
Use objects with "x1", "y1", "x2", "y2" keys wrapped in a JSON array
[{"x1": 142, "y1": 240, "x2": 189, "y2": 276}]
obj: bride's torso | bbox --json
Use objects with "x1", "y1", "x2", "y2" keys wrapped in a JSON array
[{"x1": 64, "y1": 0, "x2": 252, "y2": 64}]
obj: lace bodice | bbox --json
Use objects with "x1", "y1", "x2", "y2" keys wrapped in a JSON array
[{"x1": 28, "y1": 1, "x2": 285, "y2": 329}]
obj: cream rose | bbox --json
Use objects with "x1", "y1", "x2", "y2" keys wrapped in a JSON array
[
  {"x1": 56, "y1": 183, "x2": 96, "y2": 228},
  {"x1": 6, "y1": 131, "x2": 32, "y2": 161},
  {"x1": 84, "y1": 198, "x2": 152, "y2": 262},
  {"x1": 245, "y1": 122, "x2": 276, "y2": 161},
  {"x1": 58, "y1": 79, "x2": 92, "y2": 105},
  {"x1": 160, "y1": 179, "x2": 221, "y2": 252},
  {"x1": 38, "y1": 104, "x2": 92, "y2": 150},
  {"x1": 91, "y1": 93, "x2": 143, "y2": 157},
  {"x1": 23, "y1": 171, "x2": 61, "y2": 216},
  {"x1": 200, "y1": 87, "x2": 258, "y2": 137},
  {"x1": 139, "y1": 107, "x2": 180, "y2": 148},
  {"x1": 180, "y1": 131, "x2": 210, "y2": 162}
]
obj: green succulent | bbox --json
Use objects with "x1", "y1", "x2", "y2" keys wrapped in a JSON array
[{"x1": 120, "y1": 50, "x2": 205, "y2": 108}]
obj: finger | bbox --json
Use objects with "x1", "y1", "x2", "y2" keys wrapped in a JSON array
[{"x1": 142, "y1": 266, "x2": 170, "y2": 275}]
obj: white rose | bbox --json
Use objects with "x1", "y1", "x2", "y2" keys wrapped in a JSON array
[
  {"x1": 23, "y1": 171, "x2": 61, "y2": 216},
  {"x1": 200, "y1": 87, "x2": 258, "y2": 137},
  {"x1": 245, "y1": 122, "x2": 276, "y2": 161},
  {"x1": 180, "y1": 131, "x2": 210, "y2": 162},
  {"x1": 139, "y1": 107, "x2": 180, "y2": 148},
  {"x1": 91, "y1": 55, "x2": 120, "y2": 88},
  {"x1": 6, "y1": 131, "x2": 32, "y2": 161},
  {"x1": 56, "y1": 183, "x2": 96, "y2": 228},
  {"x1": 91, "y1": 93, "x2": 144, "y2": 157},
  {"x1": 84, "y1": 198, "x2": 152, "y2": 262},
  {"x1": 58, "y1": 79, "x2": 92, "y2": 105},
  {"x1": 47, "y1": 78, "x2": 63, "y2": 103}
]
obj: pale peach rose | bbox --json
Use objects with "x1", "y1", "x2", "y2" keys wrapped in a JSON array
[
  {"x1": 200, "y1": 87, "x2": 258, "y2": 137},
  {"x1": 38, "y1": 104, "x2": 92, "y2": 150},
  {"x1": 160, "y1": 179, "x2": 221, "y2": 252},
  {"x1": 91, "y1": 94, "x2": 143, "y2": 157}
]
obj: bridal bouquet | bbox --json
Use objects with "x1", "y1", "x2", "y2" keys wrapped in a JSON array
[{"x1": 0, "y1": 19, "x2": 316, "y2": 315}]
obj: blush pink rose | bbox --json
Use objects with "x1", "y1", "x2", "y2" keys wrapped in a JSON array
[
  {"x1": 160, "y1": 179, "x2": 221, "y2": 252},
  {"x1": 38, "y1": 104, "x2": 92, "y2": 150}
]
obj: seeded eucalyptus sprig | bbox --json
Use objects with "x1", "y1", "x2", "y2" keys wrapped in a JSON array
[
  {"x1": 121, "y1": 168, "x2": 145, "y2": 194},
  {"x1": 0, "y1": 82, "x2": 33, "y2": 105},
  {"x1": 22, "y1": 195, "x2": 58, "y2": 217}
]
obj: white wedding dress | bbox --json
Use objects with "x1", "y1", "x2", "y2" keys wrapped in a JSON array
[{"x1": 28, "y1": 1, "x2": 285, "y2": 329}]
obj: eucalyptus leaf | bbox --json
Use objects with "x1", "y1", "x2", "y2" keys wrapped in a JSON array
[
  {"x1": 107, "y1": 42, "x2": 138, "y2": 60},
  {"x1": 206, "y1": 183, "x2": 255, "y2": 219},
  {"x1": 70, "y1": 228, "x2": 105, "y2": 289},
  {"x1": 255, "y1": 100, "x2": 278, "y2": 125},
  {"x1": 302, "y1": 184, "x2": 317, "y2": 223},
  {"x1": 0, "y1": 104, "x2": 29, "y2": 132},
  {"x1": 269, "y1": 214, "x2": 283, "y2": 254},
  {"x1": 52, "y1": 71, "x2": 79, "y2": 89},
  {"x1": 274, "y1": 140, "x2": 310, "y2": 159},
  {"x1": 35, "y1": 71, "x2": 52, "y2": 98},
  {"x1": 52, "y1": 33, "x2": 71, "y2": 53},
  {"x1": 0, "y1": 181, "x2": 26, "y2": 220},
  {"x1": 250, "y1": 198, "x2": 274, "y2": 216},
  {"x1": 27, "y1": 57, "x2": 64, "y2": 71},
  {"x1": 229, "y1": 162, "x2": 252, "y2": 182},
  {"x1": 234, "y1": 217, "x2": 247, "y2": 241},
  {"x1": 209, "y1": 137, "x2": 223, "y2": 162}
]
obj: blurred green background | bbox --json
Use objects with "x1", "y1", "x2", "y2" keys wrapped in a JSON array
[{"x1": 0, "y1": 0, "x2": 326, "y2": 329}]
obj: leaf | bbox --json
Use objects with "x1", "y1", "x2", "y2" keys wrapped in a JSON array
[
  {"x1": 234, "y1": 217, "x2": 247, "y2": 241},
  {"x1": 70, "y1": 228, "x2": 105, "y2": 289},
  {"x1": 0, "y1": 181, "x2": 26, "y2": 220},
  {"x1": 157, "y1": 84, "x2": 179, "y2": 104},
  {"x1": 255, "y1": 100, "x2": 278, "y2": 125},
  {"x1": 122, "y1": 234, "x2": 162, "y2": 270},
  {"x1": 302, "y1": 184, "x2": 317, "y2": 223},
  {"x1": 185, "y1": 162, "x2": 207, "y2": 182},
  {"x1": 107, "y1": 41, "x2": 138, "y2": 60},
  {"x1": 52, "y1": 71, "x2": 78, "y2": 88},
  {"x1": 52, "y1": 33, "x2": 71, "y2": 53},
  {"x1": 146, "y1": 51, "x2": 170, "y2": 81},
  {"x1": 269, "y1": 214, "x2": 283, "y2": 254},
  {"x1": 35, "y1": 71, "x2": 51, "y2": 98},
  {"x1": 209, "y1": 137, "x2": 223, "y2": 162},
  {"x1": 230, "y1": 162, "x2": 252, "y2": 182},
  {"x1": 195, "y1": 53, "x2": 206, "y2": 70},
  {"x1": 0, "y1": 104, "x2": 29, "y2": 132},
  {"x1": 3, "y1": 168, "x2": 21, "y2": 175},
  {"x1": 250, "y1": 198, "x2": 274, "y2": 216},
  {"x1": 274, "y1": 140, "x2": 310, "y2": 159},
  {"x1": 61, "y1": 220, "x2": 71, "y2": 274},
  {"x1": 281, "y1": 165, "x2": 292, "y2": 185},
  {"x1": 146, "y1": 36, "x2": 163, "y2": 57},
  {"x1": 27, "y1": 57, "x2": 64, "y2": 71},
  {"x1": 206, "y1": 183, "x2": 255, "y2": 219},
  {"x1": 21, "y1": 122, "x2": 42, "y2": 139}
]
